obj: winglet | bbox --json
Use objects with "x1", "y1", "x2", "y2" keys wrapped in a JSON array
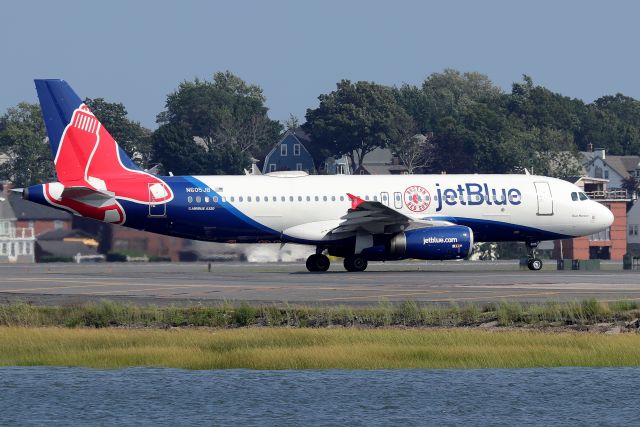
[{"x1": 347, "y1": 193, "x2": 366, "y2": 209}]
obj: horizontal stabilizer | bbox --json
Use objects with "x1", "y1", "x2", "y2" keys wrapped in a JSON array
[{"x1": 61, "y1": 186, "x2": 115, "y2": 199}]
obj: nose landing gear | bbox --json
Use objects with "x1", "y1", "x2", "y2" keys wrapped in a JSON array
[{"x1": 526, "y1": 241, "x2": 543, "y2": 271}]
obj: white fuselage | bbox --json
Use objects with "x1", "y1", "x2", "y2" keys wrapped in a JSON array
[{"x1": 184, "y1": 173, "x2": 613, "y2": 243}]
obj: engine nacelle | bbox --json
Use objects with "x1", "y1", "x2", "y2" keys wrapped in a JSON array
[{"x1": 362, "y1": 225, "x2": 474, "y2": 261}]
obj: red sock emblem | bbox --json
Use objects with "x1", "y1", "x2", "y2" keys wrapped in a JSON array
[{"x1": 45, "y1": 105, "x2": 173, "y2": 224}]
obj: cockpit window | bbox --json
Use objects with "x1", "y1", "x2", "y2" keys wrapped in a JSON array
[
  {"x1": 571, "y1": 192, "x2": 578, "y2": 201},
  {"x1": 579, "y1": 192, "x2": 588, "y2": 201}
]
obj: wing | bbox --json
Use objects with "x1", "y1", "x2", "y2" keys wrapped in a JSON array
[{"x1": 329, "y1": 193, "x2": 454, "y2": 235}]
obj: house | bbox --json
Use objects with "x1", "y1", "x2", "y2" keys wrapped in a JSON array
[
  {"x1": 581, "y1": 148, "x2": 640, "y2": 189},
  {"x1": 580, "y1": 148, "x2": 640, "y2": 257},
  {"x1": 320, "y1": 155, "x2": 351, "y2": 175},
  {"x1": 35, "y1": 228, "x2": 101, "y2": 262},
  {"x1": 353, "y1": 148, "x2": 409, "y2": 175},
  {"x1": 262, "y1": 130, "x2": 316, "y2": 174},
  {"x1": 0, "y1": 194, "x2": 35, "y2": 263},
  {"x1": 629, "y1": 202, "x2": 640, "y2": 255},
  {"x1": 9, "y1": 192, "x2": 72, "y2": 236}
]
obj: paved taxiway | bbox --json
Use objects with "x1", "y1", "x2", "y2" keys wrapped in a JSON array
[{"x1": 0, "y1": 262, "x2": 639, "y2": 306}]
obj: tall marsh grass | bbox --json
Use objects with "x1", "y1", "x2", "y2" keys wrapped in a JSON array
[
  {"x1": 1, "y1": 327, "x2": 639, "y2": 369},
  {"x1": 0, "y1": 298, "x2": 637, "y2": 329}
]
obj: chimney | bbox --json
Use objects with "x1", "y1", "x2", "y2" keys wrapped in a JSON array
[{"x1": 595, "y1": 148, "x2": 605, "y2": 160}]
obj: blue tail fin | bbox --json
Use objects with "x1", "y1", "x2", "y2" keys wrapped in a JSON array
[{"x1": 34, "y1": 79, "x2": 83, "y2": 160}]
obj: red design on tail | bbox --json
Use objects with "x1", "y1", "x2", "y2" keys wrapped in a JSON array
[{"x1": 45, "y1": 105, "x2": 173, "y2": 224}]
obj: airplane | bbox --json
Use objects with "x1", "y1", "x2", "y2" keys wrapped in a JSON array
[{"x1": 20, "y1": 79, "x2": 614, "y2": 272}]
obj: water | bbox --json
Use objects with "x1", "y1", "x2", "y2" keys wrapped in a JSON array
[{"x1": 0, "y1": 367, "x2": 638, "y2": 426}]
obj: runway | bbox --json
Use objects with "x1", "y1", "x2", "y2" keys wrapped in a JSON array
[{"x1": 0, "y1": 261, "x2": 638, "y2": 306}]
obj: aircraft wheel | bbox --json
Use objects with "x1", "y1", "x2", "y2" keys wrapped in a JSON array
[
  {"x1": 344, "y1": 255, "x2": 368, "y2": 272},
  {"x1": 527, "y1": 258, "x2": 543, "y2": 271},
  {"x1": 306, "y1": 254, "x2": 330, "y2": 272}
]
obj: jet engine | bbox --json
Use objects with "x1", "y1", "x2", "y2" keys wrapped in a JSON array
[{"x1": 362, "y1": 225, "x2": 474, "y2": 261}]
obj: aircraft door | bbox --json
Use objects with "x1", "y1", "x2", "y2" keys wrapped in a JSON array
[
  {"x1": 148, "y1": 183, "x2": 167, "y2": 217},
  {"x1": 393, "y1": 192, "x2": 403, "y2": 209},
  {"x1": 534, "y1": 182, "x2": 553, "y2": 215},
  {"x1": 380, "y1": 192, "x2": 390, "y2": 206}
]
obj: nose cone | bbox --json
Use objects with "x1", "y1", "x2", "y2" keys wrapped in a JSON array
[{"x1": 599, "y1": 203, "x2": 614, "y2": 229}]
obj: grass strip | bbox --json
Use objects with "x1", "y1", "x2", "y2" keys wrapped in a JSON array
[
  {"x1": 0, "y1": 299, "x2": 639, "y2": 328},
  {"x1": 1, "y1": 327, "x2": 640, "y2": 369}
]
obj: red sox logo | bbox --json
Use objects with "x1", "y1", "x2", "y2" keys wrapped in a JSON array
[
  {"x1": 404, "y1": 185, "x2": 431, "y2": 212},
  {"x1": 43, "y1": 105, "x2": 173, "y2": 224}
]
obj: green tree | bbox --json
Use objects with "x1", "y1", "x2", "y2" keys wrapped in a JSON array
[
  {"x1": 155, "y1": 71, "x2": 282, "y2": 174},
  {"x1": 0, "y1": 102, "x2": 53, "y2": 187},
  {"x1": 85, "y1": 98, "x2": 153, "y2": 169},
  {"x1": 304, "y1": 80, "x2": 413, "y2": 172}
]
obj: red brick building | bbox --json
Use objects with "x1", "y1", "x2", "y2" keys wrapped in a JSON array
[
  {"x1": 10, "y1": 193, "x2": 72, "y2": 236},
  {"x1": 111, "y1": 226, "x2": 187, "y2": 261},
  {"x1": 553, "y1": 177, "x2": 630, "y2": 261}
]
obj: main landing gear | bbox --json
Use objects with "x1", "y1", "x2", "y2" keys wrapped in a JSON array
[
  {"x1": 305, "y1": 250, "x2": 369, "y2": 272},
  {"x1": 343, "y1": 254, "x2": 368, "y2": 272},
  {"x1": 526, "y1": 241, "x2": 543, "y2": 271},
  {"x1": 306, "y1": 253, "x2": 330, "y2": 272}
]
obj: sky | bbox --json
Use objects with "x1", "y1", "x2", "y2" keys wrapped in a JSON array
[{"x1": 2, "y1": 0, "x2": 640, "y2": 129}]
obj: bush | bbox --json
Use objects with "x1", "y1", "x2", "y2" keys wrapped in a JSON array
[
  {"x1": 38, "y1": 256, "x2": 74, "y2": 263},
  {"x1": 233, "y1": 303, "x2": 257, "y2": 326},
  {"x1": 106, "y1": 252, "x2": 128, "y2": 262}
]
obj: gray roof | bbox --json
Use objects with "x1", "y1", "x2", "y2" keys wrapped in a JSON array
[
  {"x1": 360, "y1": 148, "x2": 394, "y2": 165},
  {"x1": 581, "y1": 151, "x2": 639, "y2": 180},
  {"x1": 38, "y1": 228, "x2": 96, "y2": 241},
  {"x1": 617, "y1": 156, "x2": 640, "y2": 173},
  {"x1": 0, "y1": 197, "x2": 16, "y2": 221},
  {"x1": 36, "y1": 241, "x2": 98, "y2": 257},
  {"x1": 9, "y1": 193, "x2": 71, "y2": 221}
]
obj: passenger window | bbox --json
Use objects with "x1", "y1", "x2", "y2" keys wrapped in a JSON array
[
  {"x1": 230, "y1": 196, "x2": 234, "y2": 202},
  {"x1": 571, "y1": 192, "x2": 578, "y2": 201},
  {"x1": 579, "y1": 192, "x2": 588, "y2": 201},
  {"x1": 323, "y1": 196, "x2": 328, "y2": 202},
  {"x1": 213, "y1": 196, "x2": 219, "y2": 203},
  {"x1": 256, "y1": 196, "x2": 260, "y2": 202},
  {"x1": 331, "y1": 196, "x2": 336, "y2": 201},
  {"x1": 187, "y1": 196, "x2": 193, "y2": 203},
  {"x1": 281, "y1": 196, "x2": 285, "y2": 202},
  {"x1": 365, "y1": 195, "x2": 370, "y2": 201},
  {"x1": 247, "y1": 196, "x2": 252, "y2": 202},
  {"x1": 204, "y1": 196, "x2": 210, "y2": 203},
  {"x1": 289, "y1": 196, "x2": 294, "y2": 202},
  {"x1": 315, "y1": 196, "x2": 319, "y2": 201},
  {"x1": 298, "y1": 196, "x2": 302, "y2": 202},
  {"x1": 272, "y1": 196, "x2": 276, "y2": 202},
  {"x1": 196, "y1": 196, "x2": 201, "y2": 203},
  {"x1": 239, "y1": 196, "x2": 243, "y2": 202},
  {"x1": 340, "y1": 196, "x2": 345, "y2": 201}
]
